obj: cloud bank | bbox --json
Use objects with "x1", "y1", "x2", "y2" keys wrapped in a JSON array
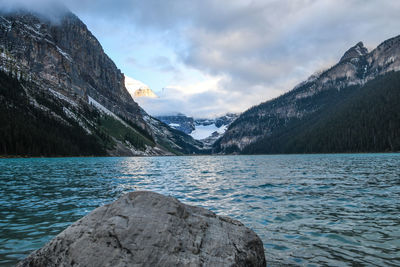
[{"x1": 2, "y1": 0, "x2": 400, "y2": 117}]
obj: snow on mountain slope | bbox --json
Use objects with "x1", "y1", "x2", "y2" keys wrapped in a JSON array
[
  {"x1": 88, "y1": 96, "x2": 130, "y2": 127},
  {"x1": 190, "y1": 124, "x2": 227, "y2": 140},
  {"x1": 125, "y1": 75, "x2": 157, "y2": 98},
  {"x1": 156, "y1": 113, "x2": 238, "y2": 144}
]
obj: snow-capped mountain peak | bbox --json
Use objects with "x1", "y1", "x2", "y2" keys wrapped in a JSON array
[
  {"x1": 124, "y1": 75, "x2": 157, "y2": 98},
  {"x1": 155, "y1": 113, "x2": 239, "y2": 147}
]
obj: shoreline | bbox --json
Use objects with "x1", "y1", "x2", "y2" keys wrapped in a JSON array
[{"x1": 1, "y1": 151, "x2": 399, "y2": 159}]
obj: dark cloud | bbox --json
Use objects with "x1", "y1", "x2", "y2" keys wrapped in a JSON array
[
  {"x1": 70, "y1": 0, "x2": 399, "y2": 95},
  {"x1": 0, "y1": 0, "x2": 69, "y2": 23},
  {"x1": 176, "y1": 0, "x2": 400, "y2": 90}
]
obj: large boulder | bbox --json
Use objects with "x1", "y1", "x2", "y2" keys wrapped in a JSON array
[{"x1": 18, "y1": 191, "x2": 266, "y2": 267}]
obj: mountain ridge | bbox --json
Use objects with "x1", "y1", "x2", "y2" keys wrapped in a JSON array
[
  {"x1": 215, "y1": 35, "x2": 400, "y2": 154},
  {"x1": 156, "y1": 113, "x2": 239, "y2": 147}
]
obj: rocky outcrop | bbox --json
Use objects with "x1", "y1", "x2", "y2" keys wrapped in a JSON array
[
  {"x1": 339, "y1": 41, "x2": 368, "y2": 62},
  {"x1": 18, "y1": 191, "x2": 266, "y2": 267}
]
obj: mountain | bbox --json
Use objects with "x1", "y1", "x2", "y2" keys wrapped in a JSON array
[
  {"x1": 192, "y1": 114, "x2": 239, "y2": 146},
  {"x1": 124, "y1": 75, "x2": 158, "y2": 98},
  {"x1": 157, "y1": 113, "x2": 239, "y2": 146},
  {"x1": 0, "y1": 9, "x2": 202, "y2": 156},
  {"x1": 156, "y1": 113, "x2": 195, "y2": 134},
  {"x1": 133, "y1": 88, "x2": 158, "y2": 98},
  {"x1": 142, "y1": 114, "x2": 205, "y2": 155},
  {"x1": 215, "y1": 36, "x2": 400, "y2": 154}
]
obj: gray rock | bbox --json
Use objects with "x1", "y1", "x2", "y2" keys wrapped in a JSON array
[{"x1": 18, "y1": 191, "x2": 266, "y2": 267}]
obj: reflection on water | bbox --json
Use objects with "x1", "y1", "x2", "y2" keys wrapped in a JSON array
[{"x1": 0, "y1": 154, "x2": 399, "y2": 266}]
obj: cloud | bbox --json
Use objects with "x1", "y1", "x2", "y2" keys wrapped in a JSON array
[
  {"x1": 3, "y1": 0, "x2": 400, "y2": 117},
  {"x1": 135, "y1": 75, "x2": 227, "y2": 118},
  {"x1": 134, "y1": 73, "x2": 285, "y2": 118},
  {"x1": 151, "y1": 56, "x2": 178, "y2": 73},
  {"x1": 0, "y1": 0, "x2": 69, "y2": 22},
  {"x1": 66, "y1": 0, "x2": 400, "y2": 117}
]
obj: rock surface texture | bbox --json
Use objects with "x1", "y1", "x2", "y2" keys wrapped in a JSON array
[{"x1": 17, "y1": 191, "x2": 266, "y2": 267}]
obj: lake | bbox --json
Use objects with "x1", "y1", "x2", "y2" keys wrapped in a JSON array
[{"x1": 0, "y1": 154, "x2": 399, "y2": 266}]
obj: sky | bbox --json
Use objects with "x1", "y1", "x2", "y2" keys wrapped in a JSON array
[{"x1": 2, "y1": 0, "x2": 400, "y2": 118}]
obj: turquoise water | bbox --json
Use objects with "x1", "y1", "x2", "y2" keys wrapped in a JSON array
[{"x1": 0, "y1": 154, "x2": 399, "y2": 266}]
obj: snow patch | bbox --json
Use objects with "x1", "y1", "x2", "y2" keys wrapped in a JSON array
[
  {"x1": 63, "y1": 107, "x2": 91, "y2": 134},
  {"x1": 48, "y1": 88, "x2": 77, "y2": 107},
  {"x1": 23, "y1": 24, "x2": 44, "y2": 37},
  {"x1": 56, "y1": 46, "x2": 73, "y2": 62},
  {"x1": 0, "y1": 16, "x2": 11, "y2": 24},
  {"x1": 385, "y1": 56, "x2": 396, "y2": 65},
  {"x1": 88, "y1": 96, "x2": 129, "y2": 127},
  {"x1": 217, "y1": 125, "x2": 228, "y2": 134},
  {"x1": 169, "y1": 123, "x2": 180, "y2": 127},
  {"x1": 0, "y1": 16, "x2": 12, "y2": 30},
  {"x1": 190, "y1": 124, "x2": 227, "y2": 140},
  {"x1": 355, "y1": 45, "x2": 363, "y2": 56}
]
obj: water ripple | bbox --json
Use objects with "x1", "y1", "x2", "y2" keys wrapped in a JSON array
[{"x1": 0, "y1": 154, "x2": 399, "y2": 266}]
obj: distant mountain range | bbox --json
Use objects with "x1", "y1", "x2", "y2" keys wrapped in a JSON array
[
  {"x1": 1, "y1": 8, "x2": 398, "y2": 156},
  {"x1": 156, "y1": 113, "x2": 196, "y2": 134},
  {"x1": 215, "y1": 36, "x2": 400, "y2": 154},
  {"x1": 124, "y1": 78, "x2": 239, "y2": 146},
  {"x1": 0, "y1": 9, "x2": 203, "y2": 156},
  {"x1": 156, "y1": 113, "x2": 239, "y2": 146}
]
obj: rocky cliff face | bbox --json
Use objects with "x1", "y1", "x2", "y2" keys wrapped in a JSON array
[
  {"x1": 216, "y1": 35, "x2": 400, "y2": 153},
  {"x1": 0, "y1": 9, "x2": 203, "y2": 156},
  {"x1": 0, "y1": 11, "x2": 145, "y2": 128},
  {"x1": 339, "y1": 41, "x2": 368, "y2": 62}
]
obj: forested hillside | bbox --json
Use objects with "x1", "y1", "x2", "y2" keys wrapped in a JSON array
[
  {"x1": 0, "y1": 71, "x2": 108, "y2": 156},
  {"x1": 242, "y1": 71, "x2": 400, "y2": 154},
  {"x1": 216, "y1": 35, "x2": 400, "y2": 154}
]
